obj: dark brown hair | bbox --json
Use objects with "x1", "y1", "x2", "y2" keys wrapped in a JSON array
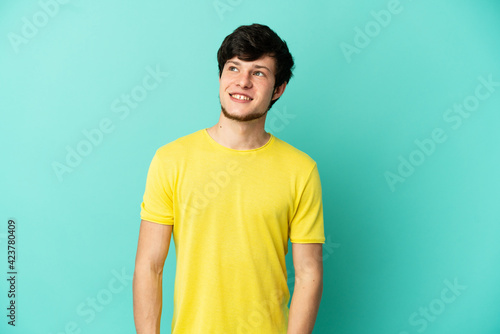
[{"x1": 217, "y1": 23, "x2": 295, "y2": 108}]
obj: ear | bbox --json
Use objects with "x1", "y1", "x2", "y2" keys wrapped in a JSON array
[{"x1": 271, "y1": 82, "x2": 287, "y2": 101}]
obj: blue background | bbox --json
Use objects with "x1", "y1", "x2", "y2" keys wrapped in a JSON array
[{"x1": 1, "y1": 0, "x2": 500, "y2": 333}]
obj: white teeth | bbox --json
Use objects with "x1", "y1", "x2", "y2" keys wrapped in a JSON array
[{"x1": 231, "y1": 94, "x2": 251, "y2": 101}]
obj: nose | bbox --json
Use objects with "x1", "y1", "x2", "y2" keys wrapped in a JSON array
[{"x1": 236, "y1": 70, "x2": 252, "y2": 88}]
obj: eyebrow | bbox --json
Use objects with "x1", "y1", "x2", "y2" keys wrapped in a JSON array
[{"x1": 226, "y1": 60, "x2": 272, "y2": 73}]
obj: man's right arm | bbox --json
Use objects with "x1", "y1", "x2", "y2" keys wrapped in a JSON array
[{"x1": 133, "y1": 219, "x2": 173, "y2": 334}]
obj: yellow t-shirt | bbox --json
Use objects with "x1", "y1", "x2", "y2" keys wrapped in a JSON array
[{"x1": 140, "y1": 128, "x2": 325, "y2": 334}]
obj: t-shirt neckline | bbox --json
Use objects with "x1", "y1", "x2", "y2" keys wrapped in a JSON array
[{"x1": 203, "y1": 128, "x2": 274, "y2": 153}]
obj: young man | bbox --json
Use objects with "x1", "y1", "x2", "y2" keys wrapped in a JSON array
[{"x1": 133, "y1": 23, "x2": 325, "y2": 334}]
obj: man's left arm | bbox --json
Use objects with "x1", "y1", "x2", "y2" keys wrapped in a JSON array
[{"x1": 287, "y1": 242, "x2": 323, "y2": 334}]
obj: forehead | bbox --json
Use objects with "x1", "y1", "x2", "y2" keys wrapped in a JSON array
[{"x1": 226, "y1": 55, "x2": 276, "y2": 74}]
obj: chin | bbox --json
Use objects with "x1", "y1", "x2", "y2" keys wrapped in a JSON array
[{"x1": 221, "y1": 104, "x2": 268, "y2": 122}]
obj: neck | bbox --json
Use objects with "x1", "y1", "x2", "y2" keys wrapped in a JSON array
[{"x1": 206, "y1": 113, "x2": 271, "y2": 150}]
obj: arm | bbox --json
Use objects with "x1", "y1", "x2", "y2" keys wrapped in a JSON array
[
  {"x1": 133, "y1": 219, "x2": 173, "y2": 334},
  {"x1": 287, "y1": 243, "x2": 324, "y2": 334}
]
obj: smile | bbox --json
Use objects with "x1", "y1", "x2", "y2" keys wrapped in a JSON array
[{"x1": 229, "y1": 93, "x2": 253, "y2": 101}]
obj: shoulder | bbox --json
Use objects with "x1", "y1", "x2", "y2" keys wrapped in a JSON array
[
  {"x1": 272, "y1": 136, "x2": 318, "y2": 171},
  {"x1": 155, "y1": 129, "x2": 204, "y2": 158}
]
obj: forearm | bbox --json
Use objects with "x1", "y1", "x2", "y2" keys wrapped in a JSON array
[
  {"x1": 287, "y1": 276, "x2": 323, "y2": 334},
  {"x1": 133, "y1": 267, "x2": 163, "y2": 334}
]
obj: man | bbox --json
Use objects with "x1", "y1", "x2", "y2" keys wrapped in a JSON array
[{"x1": 133, "y1": 23, "x2": 325, "y2": 334}]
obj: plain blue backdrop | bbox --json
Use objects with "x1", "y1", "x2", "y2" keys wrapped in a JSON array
[{"x1": 1, "y1": 0, "x2": 500, "y2": 333}]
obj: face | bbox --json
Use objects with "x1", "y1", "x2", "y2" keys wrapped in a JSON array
[{"x1": 219, "y1": 55, "x2": 286, "y2": 122}]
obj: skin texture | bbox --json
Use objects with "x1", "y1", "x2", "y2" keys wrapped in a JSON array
[
  {"x1": 288, "y1": 243, "x2": 324, "y2": 334},
  {"x1": 133, "y1": 220, "x2": 172, "y2": 334},
  {"x1": 133, "y1": 55, "x2": 323, "y2": 334},
  {"x1": 206, "y1": 55, "x2": 286, "y2": 150}
]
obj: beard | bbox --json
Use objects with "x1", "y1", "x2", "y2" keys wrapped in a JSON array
[{"x1": 219, "y1": 96, "x2": 273, "y2": 122}]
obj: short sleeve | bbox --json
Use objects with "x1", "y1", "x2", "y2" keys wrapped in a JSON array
[
  {"x1": 289, "y1": 163, "x2": 325, "y2": 243},
  {"x1": 140, "y1": 151, "x2": 174, "y2": 225}
]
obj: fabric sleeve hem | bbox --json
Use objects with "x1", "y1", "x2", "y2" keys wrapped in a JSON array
[
  {"x1": 140, "y1": 217, "x2": 174, "y2": 225},
  {"x1": 290, "y1": 239, "x2": 325, "y2": 244}
]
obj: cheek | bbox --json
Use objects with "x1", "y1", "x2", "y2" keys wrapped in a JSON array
[
  {"x1": 219, "y1": 77, "x2": 232, "y2": 90},
  {"x1": 262, "y1": 85, "x2": 275, "y2": 100},
  {"x1": 219, "y1": 80, "x2": 228, "y2": 93}
]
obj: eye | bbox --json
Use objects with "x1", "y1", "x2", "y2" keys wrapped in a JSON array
[
  {"x1": 228, "y1": 66, "x2": 238, "y2": 72},
  {"x1": 254, "y1": 71, "x2": 264, "y2": 77}
]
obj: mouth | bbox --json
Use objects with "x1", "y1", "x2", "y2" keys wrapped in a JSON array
[{"x1": 229, "y1": 93, "x2": 253, "y2": 102}]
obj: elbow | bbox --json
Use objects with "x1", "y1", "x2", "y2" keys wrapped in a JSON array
[
  {"x1": 134, "y1": 258, "x2": 164, "y2": 277},
  {"x1": 294, "y1": 266, "x2": 323, "y2": 288}
]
